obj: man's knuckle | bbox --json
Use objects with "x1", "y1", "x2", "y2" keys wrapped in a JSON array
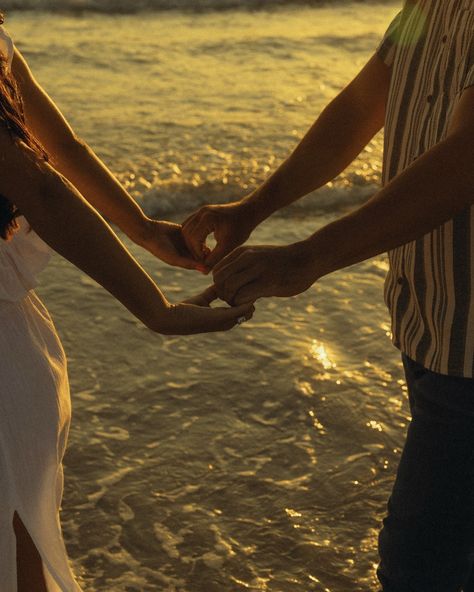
[{"x1": 200, "y1": 206, "x2": 213, "y2": 217}]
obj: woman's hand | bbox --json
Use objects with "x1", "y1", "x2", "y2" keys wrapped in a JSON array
[
  {"x1": 156, "y1": 286, "x2": 255, "y2": 335},
  {"x1": 137, "y1": 218, "x2": 207, "y2": 271}
]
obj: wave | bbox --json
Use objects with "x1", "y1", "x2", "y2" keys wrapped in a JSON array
[
  {"x1": 128, "y1": 176, "x2": 379, "y2": 220},
  {"x1": 1, "y1": 0, "x2": 387, "y2": 14}
]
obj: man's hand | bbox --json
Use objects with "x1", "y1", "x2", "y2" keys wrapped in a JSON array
[
  {"x1": 182, "y1": 201, "x2": 258, "y2": 269},
  {"x1": 213, "y1": 243, "x2": 317, "y2": 305},
  {"x1": 138, "y1": 219, "x2": 206, "y2": 271}
]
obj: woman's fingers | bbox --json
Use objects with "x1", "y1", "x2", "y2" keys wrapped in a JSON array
[
  {"x1": 171, "y1": 253, "x2": 205, "y2": 271},
  {"x1": 183, "y1": 285, "x2": 218, "y2": 306},
  {"x1": 139, "y1": 219, "x2": 201, "y2": 270},
  {"x1": 169, "y1": 300, "x2": 255, "y2": 334},
  {"x1": 204, "y1": 302, "x2": 255, "y2": 333}
]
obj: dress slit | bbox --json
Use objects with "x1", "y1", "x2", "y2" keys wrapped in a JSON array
[
  {"x1": 0, "y1": 294, "x2": 82, "y2": 591},
  {"x1": 10, "y1": 499, "x2": 76, "y2": 592},
  {"x1": 13, "y1": 510, "x2": 48, "y2": 592}
]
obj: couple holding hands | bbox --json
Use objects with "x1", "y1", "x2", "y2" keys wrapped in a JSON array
[{"x1": 3, "y1": 0, "x2": 474, "y2": 589}]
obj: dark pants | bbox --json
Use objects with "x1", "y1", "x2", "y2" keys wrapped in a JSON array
[{"x1": 377, "y1": 355, "x2": 474, "y2": 592}]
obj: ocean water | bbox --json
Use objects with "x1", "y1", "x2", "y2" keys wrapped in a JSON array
[
  {"x1": 2, "y1": 0, "x2": 396, "y2": 13},
  {"x1": 7, "y1": 3, "x2": 407, "y2": 591}
]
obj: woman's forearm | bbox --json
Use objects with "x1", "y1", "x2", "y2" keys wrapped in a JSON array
[
  {"x1": 40, "y1": 172, "x2": 168, "y2": 329},
  {"x1": 0, "y1": 137, "x2": 170, "y2": 331},
  {"x1": 49, "y1": 137, "x2": 153, "y2": 244},
  {"x1": 11, "y1": 48, "x2": 152, "y2": 245}
]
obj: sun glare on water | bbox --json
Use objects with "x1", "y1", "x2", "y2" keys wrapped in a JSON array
[{"x1": 310, "y1": 339, "x2": 336, "y2": 370}]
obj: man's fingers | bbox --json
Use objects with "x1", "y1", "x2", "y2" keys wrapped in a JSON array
[
  {"x1": 213, "y1": 247, "x2": 245, "y2": 275},
  {"x1": 182, "y1": 214, "x2": 205, "y2": 259},
  {"x1": 182, "y1": 224, "x2": 206, "y2": 260},
  {"x1": 181, "y1": 210, "x2": 200, "y2": 228},
  {"x1": 218, "y1": 268, "x2": 260, "y2": 305},
  {"x1": 232, "y1": 283, "x2": 262, "y2": 305},
  {"x1": 205, "y1": 240, "x2": 235, "y2": 269},
  {"x1": 213, "y1": 250, "x2": 250, "y2": 288},
  {"x1": 182, "y1": 214, "x2": 214, "y2": 261}
]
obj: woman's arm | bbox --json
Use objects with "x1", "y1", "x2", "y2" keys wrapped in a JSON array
[
  {"x1": 0, "y1": 129, "x2": 253, "y2": 333},
  {"x1": 11, "y1": 48, "x2": 200, "y2": 270}
]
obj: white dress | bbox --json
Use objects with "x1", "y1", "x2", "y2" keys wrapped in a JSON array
[{"x1": 0, "y1": 28, "x2": 82, "y2": 592}]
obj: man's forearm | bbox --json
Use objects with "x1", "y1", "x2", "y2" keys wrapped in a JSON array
[
  {"x1": 242, "y1": 54, "x2": 390, "y2": 226},
  {"x1": 299, "y1": 131, "x2": 474, "y2": 281}
]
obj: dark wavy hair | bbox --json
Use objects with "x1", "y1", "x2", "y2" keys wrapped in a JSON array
[{"x1": 0, "y1": 11, "x2": 48, "y2": 240}]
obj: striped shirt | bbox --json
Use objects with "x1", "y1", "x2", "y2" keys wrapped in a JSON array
[{"x1": 376, "y1": 0, "x2": 474, "y2": 377}]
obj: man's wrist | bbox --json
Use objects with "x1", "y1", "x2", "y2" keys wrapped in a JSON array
[
  {"x1": 290, "y1": 236, "x2": 333, "y2": 284},
  {"x1": 239, "y1": 189, "x2": 276, "y2": 228}
]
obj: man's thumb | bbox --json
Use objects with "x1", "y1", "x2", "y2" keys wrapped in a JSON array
[{"x1": 205, "y1": 242, "x2": 232, "y2": 268}]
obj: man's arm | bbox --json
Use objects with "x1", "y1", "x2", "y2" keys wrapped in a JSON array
[
  {"x1": 12, "y1": 48, "x2": 201, "y2": 270},
  {"x1": 213, "y1": 86, "x2": 474, "y2": 305},
  {"x1": 183, "y1": 53, "x2": 392, "y2": 266}
]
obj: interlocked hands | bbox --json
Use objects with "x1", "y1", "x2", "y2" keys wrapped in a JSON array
[
  {"x1": 181, "y1": 201, "x2": 257, "y2": 268},
  {"x1": 142, "y1": 198, "x2": 316, "y2": 322},
  {"x1": 181, "y1": 200, "x2": 315, "y2": 305}
]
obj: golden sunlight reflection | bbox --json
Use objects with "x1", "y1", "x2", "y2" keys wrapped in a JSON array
[
  {"x1": 308, "y1": 574, "x2": 332, "y2": 592},
  {"x1": 285, "y1": 508, "x2": 303, "y2": 518},
  {"x1": 297, "y1": 380, "x2": 315, "y2": 397},
  {"x1": 366, "y1": 420, "x2": 383, "y2": 433},
  {"x1": 309, "y1": 409, "x2": 326, "y2": 434},
  {"x1": 310, "y1": 340, "x2": 336, "y2": 370}
]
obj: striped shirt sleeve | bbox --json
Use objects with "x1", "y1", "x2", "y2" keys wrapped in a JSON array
[{"x1": 376, "y1": 11, "x2": 403, "y2": 67}]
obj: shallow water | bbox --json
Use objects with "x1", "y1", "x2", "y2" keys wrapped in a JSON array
[
  {"x1": 2, "y1": 0, "x2": 398, "y2": 15},
  {"x1": 38, "y1": 217, "x2": 408, "y2": 591},
  {"x1": 9, "y1": 4, "x2": 398, "y2": 217},
  {"x1": 8, "y1": 3, "x2": 410, "y2": 590}
]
